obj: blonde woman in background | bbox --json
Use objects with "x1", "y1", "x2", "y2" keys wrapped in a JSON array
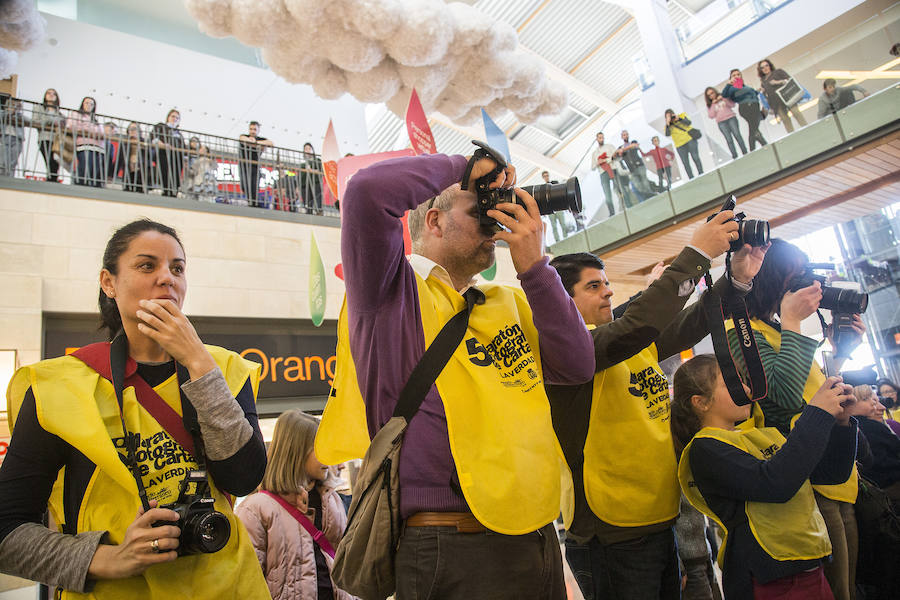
[{"x1": 236, "y1": 410, "x2": 355, "y2": 600}]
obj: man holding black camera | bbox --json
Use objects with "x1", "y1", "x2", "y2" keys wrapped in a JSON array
[
  {"x1": 548, "y1": 218, "x2": 766, "y2": 600},
  {"x1": 333, "y1": 150, "x2": 594, "y2": 599}
]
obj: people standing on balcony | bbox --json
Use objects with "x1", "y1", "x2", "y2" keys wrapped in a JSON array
[
  {"x1": 816, "y1": 78, "x2": 869, "y2": 119},
  {"x1": 103, "y1": 122, "x2": 119, "y2": 184},
  {"x1": 705, "y1": 87, "x2": 748, "y2": 160},
  {"x1": 590, "y1": 131, "x2": 618, "y2": 217},
  {"x1": 300, "y1": 142, "x2": 323, "y2": 216},
  {"x1": 0, "y1": 96, "x2": 25, "y2": 178},
  {"x1": 117, "y1": 122, "x2": 150, "y2": 194},
  {"x1": 758, "y1": 59, "x2": 808, "y2": 134},
  {"x1": 183, "y1": 137, "x2": 219, "y2": 203},
  {"x1": 722, "y1": 69, "x2": 768, "y2": 151},
  {"x1": 616, "y1": 130, "x2": 653, "y2": 201},
  {"x1": 238, "y1": 121, "x2": 273, "y2": 208},
  {"x1": 665, "y1": 109, "x2": 704, "y2": 180},
  {"x1": 610, "y1": 152, "x2": 638, "y2": 209},
  {"x1": 641, "y1": 136, "x2": 675, "y2": 190},
  {"x1": 151, "y1": 109, "x2": 185, "y2": 197},
  {"x1": 32, "y1": 88, "x2": 65, "y2": 183},
  {"x1": 66, "y1": 96, "x2": 105, "y2": 187}
]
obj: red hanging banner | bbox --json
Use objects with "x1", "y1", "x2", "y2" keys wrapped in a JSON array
[
  {"x1": 321, "y1": 119, "x2": 340, "y2": 198},
  {"x1": 405, "y1": 88, "x2": 437, "y2": 155}
]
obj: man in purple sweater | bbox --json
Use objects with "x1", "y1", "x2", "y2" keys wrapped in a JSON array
[{"x1": 340, "y1": 151, "x2": 594, "y2": 598}]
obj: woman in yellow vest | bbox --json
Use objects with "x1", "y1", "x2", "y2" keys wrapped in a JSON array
[
  {"x1": 0, "y1": 219, "x2": 270, "y2": 599},
  {"x1": 725, "y1": 238, "x2": 866, "y2": 600},
  {"x1": 670, "y1": 354, "x2": 858, "y2": 600}
]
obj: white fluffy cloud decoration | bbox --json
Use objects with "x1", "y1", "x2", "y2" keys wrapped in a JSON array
[
  {"x1": 184, "y1": 0, "x2": 567, "y2": 125},
  {"x1": 0, "y1": 0, "x2": 46, "y2": 79}
]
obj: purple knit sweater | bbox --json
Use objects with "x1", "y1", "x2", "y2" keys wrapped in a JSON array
[{"x1": 340, "y1": 153, "x2": 594, "y2": 518}]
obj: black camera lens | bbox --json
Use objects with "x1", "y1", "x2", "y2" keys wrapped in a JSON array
[
  {"x1": 520, "y1": 178, "x2": 582, "y2": 216},
  {"x1": 820, "y1": 286, "x2": 868, "y2": 314},
  {"x1": 181, "y1": 510, "x2": 231, "y2": 554},
  {"x1": 736, "y1": 218, "x2": 769, "y2": 249}
]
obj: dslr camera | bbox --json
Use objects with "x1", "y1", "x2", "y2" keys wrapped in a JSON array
[
  {"x1": 707, "y1": 195, "x2": 770, "y2": 252},
  {"x1": 787, "y1": 263, "x2": 868, "y2": 355},
  {"x1": 464, "y1": 140, "x2": 582, "y2": 227},
  {"x1": 157, "y1": 469, "x2": 231, "y2": 556}
]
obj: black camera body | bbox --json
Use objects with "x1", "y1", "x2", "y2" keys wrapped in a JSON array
[
  {"x1": 157, "y1": 469, "x2": 231, "y2": 556},
  {"x1": 465, "y1": 140, "x2": 582, "y2": 227},
  {"x1": 707, "y1": 195, "x2": 770, "y2": 252},
  {"x1": 788, "y1": 263, "x2": 868, "y2": 356},
  {"x1": 787, "y1": 263, "x2": 869, "y2": 315}
]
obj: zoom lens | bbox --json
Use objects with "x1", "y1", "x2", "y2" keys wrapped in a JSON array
[
  {"x1": 738, "y1": 219, "x2": 770, "y2": 247},
  {"x1": 520, "y1": 178, "x2": 583, "y2": 215},
  {"x1": 820, "y1": 286, "x2": 868, "y2": 314},
  {"x1": 182, "y1": 510, "x2": 231, "y2": 554}
]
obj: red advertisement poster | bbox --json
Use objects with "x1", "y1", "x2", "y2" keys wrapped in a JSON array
[{"x1": 405, "y1": 88, "x2": 437, "y2": 155}]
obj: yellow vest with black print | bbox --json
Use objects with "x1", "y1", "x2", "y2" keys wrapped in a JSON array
[
  {"x1": 6, "y1": 346, "x2": 270, "y2": 600},
  {"x1": 316, "y1": 273, "x2": 574, "y2": 535},
  {"x1": 579, "y1": 343, "x2": 680, "y2": 528},
  {"x1": 679, "y1": 423, "x2": 832, "y2": 566},
  {"x1": 748, "y1": 319, "x2": 859, "y2": 503}
]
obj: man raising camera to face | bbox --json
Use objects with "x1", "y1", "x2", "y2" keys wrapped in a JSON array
[
  {"x1": 325, "y1": 150, "x2": 595, "y2": 599},
  {"x1": 548, "y1": 214, "x2": 767, "y2": 600}
]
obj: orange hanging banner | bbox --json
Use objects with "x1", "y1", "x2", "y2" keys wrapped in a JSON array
[{"x1": 405, "y1": 88, "x2": 437, "y2": 155}]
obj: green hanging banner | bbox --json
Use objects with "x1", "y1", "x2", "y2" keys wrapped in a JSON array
[
  {"x1": 480, "y1": 263, "x2": 497, "y2": 281},
  {"x1": 309, "y1": 233, "x2": 327, "y2": 327}
]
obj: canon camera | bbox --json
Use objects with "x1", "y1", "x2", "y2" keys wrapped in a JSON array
[
  {"x1": 157, "y1": 469, "x2": 231, "y2": 556},
  {"x1": 464, "y1": 140, "x2": 582, "y2": 227},
  {"x1": 706, "y1": 195, "x2": 770, "y2": 252}
]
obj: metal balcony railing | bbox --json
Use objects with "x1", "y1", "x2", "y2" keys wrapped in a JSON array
[{"x1": 0, "y1": 96, "x2": 337, "y2": 216}]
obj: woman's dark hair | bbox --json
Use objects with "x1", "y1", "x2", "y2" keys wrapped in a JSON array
[
  {"x1": 756, "y1": 58, "x2": 775, "y2": 80},
  {"x1": 98, "y1": 219, "x2": 184, "y2": 340},
  {"x1": 43, "y1": 88, "x2": 60, "y2": 108},
  {"x1": 876, "y1": 378, "x2": 900, "y2": 395},
  {"x1": 704, "y1": 87, "x2": 719, "y2": 108},
  {"x1": 79, "y1": 96, "x2": 97, "y2": 121},
  {"x1": 744, "y1": 238, "x2": 808, "y2": 321},
  {"x1": 549, "y1": 253, "x2": 605, "y2": 296},
  {"x1": 670, "y1": 354, "x2": 720, "y2": 458}
]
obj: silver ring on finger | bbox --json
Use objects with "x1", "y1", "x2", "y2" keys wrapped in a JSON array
[{"x1": 150, "y1": 538, "x2": 160, "y2": 553}]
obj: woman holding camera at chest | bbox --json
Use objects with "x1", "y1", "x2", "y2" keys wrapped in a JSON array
[
  {"x1": 725, "y1": 238, "x2": 866, "y2": 600},
  {"x1": 0, "y1": 219, "x2": 270, "y2": 599}
]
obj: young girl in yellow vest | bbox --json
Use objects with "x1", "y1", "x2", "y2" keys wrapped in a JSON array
[{"x1": 670, "y1": 355, "x2": 858, "y2": 600}]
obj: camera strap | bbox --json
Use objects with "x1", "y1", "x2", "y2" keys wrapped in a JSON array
[
  {"x1": 74, "y1": 333, "x2": 210, "y2": 510},
  {"x1": 702, "y1": 274, "x2": 769, "y2": 406},
  {"x1": 460, "y1": 140, "x2": 506, "y2": 192}
]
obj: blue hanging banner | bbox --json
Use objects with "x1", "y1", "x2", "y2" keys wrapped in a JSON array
[{"x1": 481, "y1": 108, "x2": 511, "y2": 162}]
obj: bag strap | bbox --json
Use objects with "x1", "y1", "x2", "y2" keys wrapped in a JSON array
[
  {"x1": 392, "y1": 286, "x2": 485, "y2": 421},
  {"x1": 260, "y1": 490, "x2": 336, "y2": 558}
]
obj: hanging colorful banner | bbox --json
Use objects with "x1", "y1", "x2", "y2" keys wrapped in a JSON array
[
  {"x1": 309, "y1": 233, "x2": 327, "y2": 327},
  {"x1": 335, "y1": 149, "x2": 416, "y2": 201},
  {"x1": 481, "y1": 108, "x2": 511, "y2": 162},
  {"x1": 405, "y1": 88, "x2": 437, "y2": 155},
  {"x1": 321, "y1": 119, "x2": 340, "y2": 199}
]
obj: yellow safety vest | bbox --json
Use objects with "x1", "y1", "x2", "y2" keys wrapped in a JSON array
[
  {"x1": 316, "y1": 273, "x2": 573, "y2": 535},
  {"x1": 748, "y1": 319, "x2": 858, "y2": 503},
  {"x1": 580, "y1": 344, "x2": 679, "y2": 527},
  {"x1": 7, "y1": 346, "x2": 270, "y2": 600},
  {"x1": 679, "y1": 424, "x2": 832, "y2": 566}
]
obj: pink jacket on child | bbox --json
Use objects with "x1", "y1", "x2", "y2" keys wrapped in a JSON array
[{"x1": 236, "y1": 484, "x2": 357, "y2": 600}]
